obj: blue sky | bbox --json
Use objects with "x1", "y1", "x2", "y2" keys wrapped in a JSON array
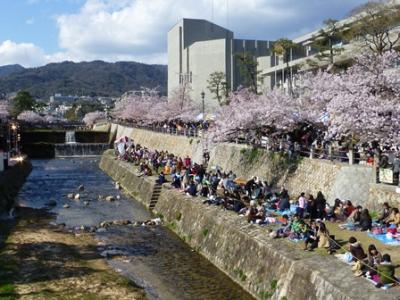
[
  {"x1": 0, "y1": 0, "x2": 369, "y2": 67},
  {"x1": 0, "y1": 0, "x2": 83, "y2": 52}
]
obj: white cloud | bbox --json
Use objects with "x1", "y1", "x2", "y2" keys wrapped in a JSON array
[
  {"x1": 0, "y1": 40, "x2": 48, "y2": 67},
  {"x1": 2, "y1": 0, "x2": 369, "y2": 66}
]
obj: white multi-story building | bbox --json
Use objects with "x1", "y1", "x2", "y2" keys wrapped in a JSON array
[{"x1": 168, "y1": 19, "x2": 271, "y2": 109}]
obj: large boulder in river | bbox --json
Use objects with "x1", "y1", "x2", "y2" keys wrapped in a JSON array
[
  {"x1": 74, "y1": 194, "x2": 80, "y2": 200},
  {"x1": 77, "y1": 185, "x2": 85, "y2": 192}
]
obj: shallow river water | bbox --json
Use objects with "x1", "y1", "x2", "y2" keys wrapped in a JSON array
[{"x1": 17, "y1": 158, "x2": 254, "y2": 300}]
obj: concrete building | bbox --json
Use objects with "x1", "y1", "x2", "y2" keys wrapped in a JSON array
[
  {"x1": 169, "y1": 2, "x2": 400, "y2": 102},
  {"x1": 260, "y1": 1, "x2": 400, "y2": 91},
  {"x1": 168, "y1": 19, "x2": 271, "y2": 109}
]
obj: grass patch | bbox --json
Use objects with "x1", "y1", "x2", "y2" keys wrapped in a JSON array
[
  {"x1": 176, "y1": 212, "x2": 182, "y2": 221},
  {"x1": 155, "y1": 213, "x2": 164, "y2": 220},
  {"x1": 167, "y1": 221, "x2": 177, "y2": 231},
  {"x1": 233, "y1": 268, "x2": 247, "y2": 282},
  {"x1": 0, "y1": 283, "x2": 16, "y2": 296},
  {"x1": 258, "y1": 279, "x2": 279, "y2": 300},
  {"x1": 202, "y1": 228, "x2": 209, "y2": 238}
]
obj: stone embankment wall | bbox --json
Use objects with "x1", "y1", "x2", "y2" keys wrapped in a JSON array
[
  {"x1": 110, "y1": 124, "x2": 204, "y2": 163},
  {"x1": 100, "y1": 151, "x2": 399, "y2": 300},
  {"x1": 0, "y1": 160, "x2": 32, "y2": 212},
  {"x1": 106, "y1": 124, "x2": 399, "y2": 208}
]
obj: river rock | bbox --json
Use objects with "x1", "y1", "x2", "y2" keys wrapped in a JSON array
[
  {"x1": 116, "y1": 195, "x2": 121, "y2": 200},
  {"x1": 74, "y1": 194, "x2": 80, "y2": 200},
  {"x1": 67, "y1": 193, "x2": 74, "y2": 199},
  {"x1": 83, "y1": 201, "x2": 89, "y2": 206},
  {"x1": 115, "y1": 182, "x2": 120, "y2": 190},
  {"x1": 63, "y1": 204, "x2": 70, "y2": 208},
  {"x1": 99, "y1": 221, "x2": 112, "y2": 228},
  {"x1": 77, "y1": 184, "x2": 85, "y2": 192},
  {"x1": 113, "y1": 220, "x2": 131, "y2": 226},
  {"x1": 98, "y1": 195, "x2": 103, "y2": 200},
  {"x1": 105, "y1": 196, "x2": 115, "y2": 202}
]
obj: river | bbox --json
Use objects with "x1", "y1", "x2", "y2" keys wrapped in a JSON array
[{"x1": 16, "y1": 158, "x2": 254, "y2": 300}]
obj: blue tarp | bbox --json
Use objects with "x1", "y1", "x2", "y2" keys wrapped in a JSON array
[{"x1": 368, "y1": 233, "x2": 400, "y2": 246}]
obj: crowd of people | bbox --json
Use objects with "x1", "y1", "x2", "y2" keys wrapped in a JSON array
[
  {"x1": 116, "y1": 119, "x2": 209, "y2": 137},
  {"x1": 113, "y1": 139, "x2": 400, "y2": 289}
]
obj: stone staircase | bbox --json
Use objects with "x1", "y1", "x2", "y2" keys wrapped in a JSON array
[{"x1": 149, "y1": 184, "x2": 162, "y2": 211}]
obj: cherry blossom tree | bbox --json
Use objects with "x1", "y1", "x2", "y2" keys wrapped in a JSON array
[
  {"x1": 43, "y1": 114, "x2": 66, "y2": 124},
  {"x1": 112, "y1": 86, "x2": 201, "y2": 125},
  {"x1": 209, "y1": 50, "x2": 400, "y2": 147},
  {"x1": 209, "y1": 88, "x2": 307, "y2": 142},
  {"x1": 300, "y1": 51, "x2": 400, "y2": 146},
  {"x1": 17, "y1": 111, "x2": 44, "y2": 123},
  {"x1": 83, "y1": 111, "x2": 106, "y2": 126}
]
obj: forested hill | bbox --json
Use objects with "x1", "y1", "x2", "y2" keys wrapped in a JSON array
[{"x1": 0, "y1": 61, "x2": 167, "y2": 99}]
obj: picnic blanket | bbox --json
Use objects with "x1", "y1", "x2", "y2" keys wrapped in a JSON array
[
  {"x1": 266, "y1": 205, "x2": 299, "y2": 216},
  {"x1": 368, "y1": 233, "x2": 400, "y2": 246}
]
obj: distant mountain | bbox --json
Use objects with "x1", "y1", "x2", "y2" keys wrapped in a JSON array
[
  {"x1": 0, "y1": 64, "x2": 25, "y2": 78},
  {"x1": 0, "y1": 61, "x2": 167, "y2": 99}
]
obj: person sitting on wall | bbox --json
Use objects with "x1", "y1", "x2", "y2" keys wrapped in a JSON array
[
  {"x1": 315, "y1": 191, "x2": 327, "y2": 219},
  {"x1": 328, "y1": 198, "x2": 345, "y2": 221},
  {"x1": 278, "y1": 189, "x2": 290, "y2": 211},
  {"x1": 384, "y1": 207, "x2": 400, "y2": 227},
  {"x1": 269, "y1": 214, "x2": 290, "y2": 238},
  {"x1": 246, "y1": 200, "x2": 258, "y2": 223},
  {"x1": 343, "y1": 200, "x2": 356, "y2": 218},
  {"x1": 366, "y1": 244, "x2": 382, "y2": 277},
  {"x1": 171, "y1": 173, "x2": 181, "y2": 189},
  {"x1": 245, "y1": 176, "x2": 258, "y2": 197},
  {"x1": 377, "y1": 202, "x2": 392, "y2": 224},
  {"x1": 297, "y1": 192, "x2": 307, "y2": 218},
  {"x1": 184, "y1": 180, "x2": 197, "y2": 197},
  {"x1": 304, "y1": 220, "x2": 319, "y2": 251},
  {"x1": 359, "y1": 209, "x2": 372, "y2": 231},
  {"x1": 348, "y1": 236, "x2": 367, "y2": 277},
  {"x1": 376, "y1": 254, "x2": 399, "y2": 287},
  {"x1": 156, "y1": 172, "x2": 167, "y2": 185},
  {"x1": 340, "y1": 205, "x2": 362, "y2": 230}
]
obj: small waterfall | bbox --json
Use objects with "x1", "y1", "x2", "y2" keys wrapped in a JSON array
[
  {"x1": 66, "y1": 131, "x2": 76, "y2": 144},
  {"x1": 54, "y1": 130, "x2": 109, "y2": 157},
  {"x1": 55, "y1": 143, "x2": 109, "y2": 157}
]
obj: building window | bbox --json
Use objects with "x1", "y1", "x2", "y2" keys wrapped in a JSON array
[{"x1": 179, "y1": 72, "x2": 192, "y2": 85}]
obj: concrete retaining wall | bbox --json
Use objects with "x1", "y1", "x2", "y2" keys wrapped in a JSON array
[
  {"x1": 107, "y1": 124, "x2": 400, "y2": 208},
  {"x1": 0, "y1": 160, "x2": 32, "y2": 212},
  {"x1": 99, "y1": 151, "x2": 399, "y2": 300}
]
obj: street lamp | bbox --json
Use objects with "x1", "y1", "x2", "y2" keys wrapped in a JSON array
[{"x1": 201, "y1": 91, "x2": 205, "y2": 120}]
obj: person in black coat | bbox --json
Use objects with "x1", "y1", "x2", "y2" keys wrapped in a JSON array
[
  {"x1": 359, "y1": 209, "x2": 372, "y2": 231},
  {"x1": 315, "y1": 191, "x2": 326, "y2": 219}
]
